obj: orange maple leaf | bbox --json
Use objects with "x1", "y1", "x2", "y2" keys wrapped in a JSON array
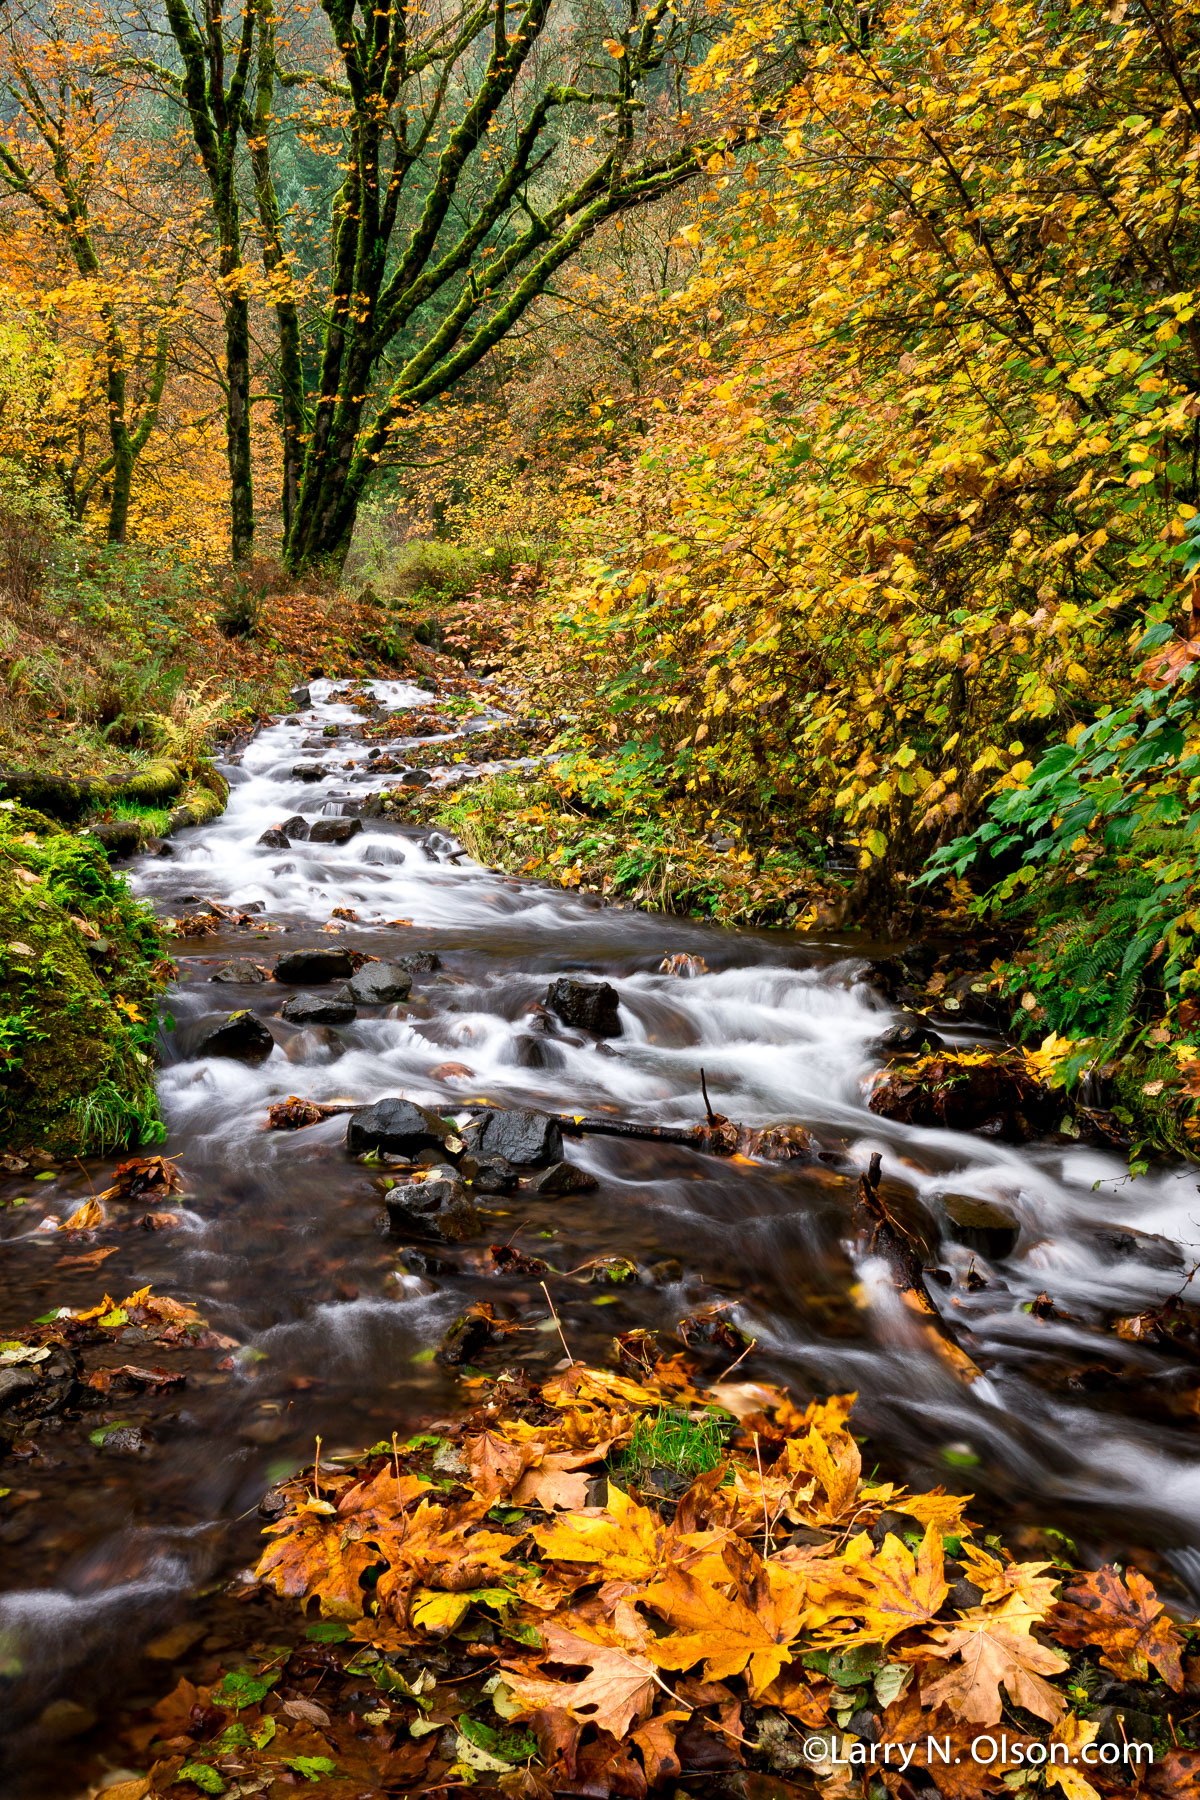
[
  {"x1": 643, "y1": 1551, "x2": 810, "y2": 1695},
  {"x1": 533, "y1": 1482, "x2": 724, "y2": 1583},
  {"x1": 502, "y1": 1620, "x2": 657, "y2": 1737},
  {"x1": 1049, "y1": 1564, "x2": 1184, "y2": 1692},
  {"x1": 814, "y1": 1522, "x2": 947, "y2": 1646},
  {"x1": 918, "y1": 1611, "x2": 1068, "y2": 1726}
]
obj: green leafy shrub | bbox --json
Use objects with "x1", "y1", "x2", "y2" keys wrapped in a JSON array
[{"x1": 922, "y1": 669, "x2": 1200, "y2": 1154}]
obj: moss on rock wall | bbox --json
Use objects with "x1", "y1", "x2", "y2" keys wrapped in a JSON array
[{"x1": 0, "y1": 802, "x2": 169, "y2": 1158}]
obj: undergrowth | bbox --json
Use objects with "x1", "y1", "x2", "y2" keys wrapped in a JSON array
[{"x1": 434, "y1": 766, "x2": 833, "y2": 925}]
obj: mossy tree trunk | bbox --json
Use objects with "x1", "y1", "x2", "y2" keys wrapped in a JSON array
[
  {"x1": 236, "y1": 0, "x2": 739, "y2": 571},
  {"x1": 163, "y1": 0, "x2": 257, "y2": 562}
]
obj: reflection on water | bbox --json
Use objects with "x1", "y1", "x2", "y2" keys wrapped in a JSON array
[{"x1": 4, "y1": 677, "x2": 1200, "y2": 1789}]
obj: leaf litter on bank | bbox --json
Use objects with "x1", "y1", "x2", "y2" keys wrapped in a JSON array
[{"x1": 118, "y1": 1351, "x2": 1199, "y2": 1800}]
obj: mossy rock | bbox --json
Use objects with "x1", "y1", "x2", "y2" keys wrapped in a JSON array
[{"x1": 0, "y1": 802, "x2": 168, "y2": 1157}]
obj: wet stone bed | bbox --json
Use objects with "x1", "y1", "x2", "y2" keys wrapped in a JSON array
[{"x1": 3, "y1": 679, "x2": 1200, "y2": 1797}]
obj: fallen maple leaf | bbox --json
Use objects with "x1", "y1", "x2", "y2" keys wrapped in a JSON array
[
  {"x1": 644, "y1": 1551, "x2": 810, "y2": 1695},
  {"x1": 469, "y1": 1428, "x2": 532, "y2": 1502},
  {"x1": 502, "y1": 1620, "x2": 657, "y2": 1738},
  {"x1": 1045, "y1": 1711, "x2": 1102, "y2": 1800},
  {"x1": 918, "y1": 1611, "x2": 1068, "y2": 1726},
  {"x1": 816, "y1": 1522, "x2": 947, "y2": 1645},
  {"x1": 512, "y1": 1449, "x2": 600, "y2": 1512},
  {"x1": 534, "y1": 1482, "x2": 724, "y2": 1583},
  {"x1": 1049, "y1": 1564, "x2": 1184, "y2": 1691}
]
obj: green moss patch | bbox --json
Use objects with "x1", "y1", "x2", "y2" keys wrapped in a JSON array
[{"x1": 0, "y1": 802, "x2": 169, "y2": 1157}]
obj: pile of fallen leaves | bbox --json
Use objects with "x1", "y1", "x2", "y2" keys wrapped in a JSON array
[{"x1": 126, "y1": 1357, "x2": 1197, "y2": 1799}]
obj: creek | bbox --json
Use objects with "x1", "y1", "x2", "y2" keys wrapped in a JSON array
[{"x1": 3, "y1": 677, "x2": 1200, "y2": 1792}]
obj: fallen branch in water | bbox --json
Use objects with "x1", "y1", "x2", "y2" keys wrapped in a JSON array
[{"x1": 266, "y1": 1093, "x2": 817, "y2": 1161}]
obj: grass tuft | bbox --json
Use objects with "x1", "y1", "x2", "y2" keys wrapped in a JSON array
[{"x1": 612, "y1": 1407, "x2": 730, "y2": 1490}]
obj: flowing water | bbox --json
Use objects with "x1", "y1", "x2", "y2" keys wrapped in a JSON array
[{"x1": 4, "y1": 678, "x2": 1200, "y2": 1790}]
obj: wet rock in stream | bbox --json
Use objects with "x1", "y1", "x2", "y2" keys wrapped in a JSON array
[
  {"x1": 209, "y1": 959, "x2": 267, "y2": 983},
  {"x1": 193, "y1": 1010, "x2": 275, "y2": 1063},
  {"x1": 873, "y1": 1012, "x2": 945, "y2": 1055},
  {"x1": 385, "y1": 1171, "x2": 481, "y2": 1242},
  {"x1": 280, "y1": 992, "x2": 357, "y2": 1025},
  {"x1": 939, "y1": 1193, "x2": 1021, "y2": 1259},
  {"x1": 394, "y1": 949, "x2": 440, "y2": 974},
  {"x1": 273, "y1": 947, "x2": 353, "y2": 984},
  {"x1": 545, "y1": 975, "x2": 622, "y2": 1036},
  {"x1": 461, "y1": 1106, "x2": 563, "y2": 1166},
  {"x1": 308, "y1": 817, "x2": 362, "y2": 845},
  {"x1": 346, "y1": 1096, "x2": 451, "y2": 1157},
  {"x1": 0, "y1": 1346, "x2": 79, "y2": 1454},
  {"x1": 278, "y1": 814, "x2": 310, "y2": 839},
  {"x1": 282, "y1": 1024, "x2": 345, "y2": 1062},
  {"x1": 526, "y1": 1159, "x2": 599, "y2": 1196},
  {"x1": 338, "y1": 960, "x2": 412, "y2": 1004},
  {"x1": 459, "y1": 1154, "x2": 517, "y2": 1193},
  {"x1": 291, "y1": 762, "x2": 327, "y2": 780},
  {"x1": 257, "y1": 827, "x2": 291, "y2": 848}
]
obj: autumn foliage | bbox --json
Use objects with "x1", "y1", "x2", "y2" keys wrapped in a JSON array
[{"x1": 130, "y1": 1357, "x2": 1191, "y2": 1800}]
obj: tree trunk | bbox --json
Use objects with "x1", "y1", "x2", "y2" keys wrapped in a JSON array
[{"x1": 224, "y1": 282, "x2": 255, "y2": 563}]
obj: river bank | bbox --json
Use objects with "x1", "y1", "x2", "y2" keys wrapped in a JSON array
[{"x1": 3, "y1": 675, "x2": 1200, "y2": 1799}]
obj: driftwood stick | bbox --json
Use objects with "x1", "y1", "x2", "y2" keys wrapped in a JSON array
[{"x1": 700, "y1": 1067, "x2": 718, "y2": 1128}]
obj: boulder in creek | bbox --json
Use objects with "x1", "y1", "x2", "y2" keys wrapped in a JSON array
[
  {"x1": 385, "y1": 1174, "x2": 481, "y2": 1242},
  {"x1": 195, "y1": 1010, "x2": 275, "y2": 1063},
  {"x1": 289, "y1": 685, "x2": 311, "y2": 709},
  {"x1": 873, "y1": 1013, "x2": 945, "y2": 1055},
  {"x1": 346, "y1": 1096, "x2": 450, "y2": 1157},
  {"x1": 461, "y1": 1107, "x2": 563, "y2": 1167},
  {"x1": 279, "y1": 815, "x2": 310, "y2": 840},
  {"x1": 545, "y1": 975, "x2": 622, "y2": 1037},
  {"x1": 399, "y1": 768, "x2": 433, "y2": 787},
  {"x1": 527, "y1": 1160, "x2": 599, "y2": 1196},
  {"x1": 339, "y1": 961, "x2": 412, "y2": 1004},
  {"x1": 281, "y1": 992, "x2": 357, "y2": 1025},
  {"x1": 460, "y1": 1155, "x2": 517, "y2": 1194},
  {"x1": 939, "y1": 1193, "x2": 1020, "y2": 1260},
  {"x1": 309, "y1": 817, "x2": 363, "y2": 845},
  {"x1": 510, "y1": 1033, "x2": 565, "y2": 1070},
  {"x1": 292, "y1": 764, "x2": 327, "y2": 781},
  {"x1": 210, "y1": 959, "x2": 267, "y2": 984},
  {"x1": 395, "y1": 950, "x2": 440, "y2": 974},
  {"x1": 257, "y1": 827, "x2": 291, "y2": 848},
  {"x1": 273, "y1": 947, "x2": 354, "y2": 984},
  {"x1": 0, "y1": 1344, "x2": 79, "y2": 1450},
  {"x1": 868, "y1": 1049, "x2": 1046, "y2": 1137}
]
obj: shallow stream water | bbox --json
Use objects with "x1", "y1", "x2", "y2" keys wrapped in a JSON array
[{"x1": 4, "y1": 678, "x2": 1200, "y2": 1792}]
